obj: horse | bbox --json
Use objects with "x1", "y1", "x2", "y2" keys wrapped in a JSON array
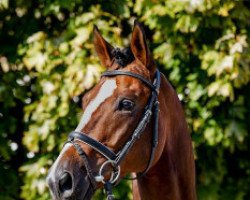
[{"x1": 47, "y1": 20, "x2": 196, "y2": 200}]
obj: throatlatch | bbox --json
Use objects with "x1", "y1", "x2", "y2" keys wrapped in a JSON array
[{"x1": 67, "y1": 69, "x2": 161, "y2": 200}]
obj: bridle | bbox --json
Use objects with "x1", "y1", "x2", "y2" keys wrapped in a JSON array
[
  {"x1": 65, "y1": 69, "x2": 161, "y2": 200},
  {"x1": 66, "y1": 69, "x2": 161, "y2": 199}
]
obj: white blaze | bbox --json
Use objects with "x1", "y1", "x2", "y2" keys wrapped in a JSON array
[
  {"x1": 47, "y1": 80, "x2": 117, "y2": 183},
  {"x1": 75, "y1": 79, "x2": 117, "y2": 132}
]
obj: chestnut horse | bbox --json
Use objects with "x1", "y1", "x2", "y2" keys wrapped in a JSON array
[{"x1": 47, "y1": 21, "x2": 196, "y2": 200}]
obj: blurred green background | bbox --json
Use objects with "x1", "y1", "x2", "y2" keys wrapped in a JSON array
[{"x1": 0, "y1": 0, "x2": 250, "y2": 199}]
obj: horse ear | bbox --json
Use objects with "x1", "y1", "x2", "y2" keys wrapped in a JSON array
[
  {"x1": 130, "y1": 20, "x2": 155, "y2": 71},
  {"x1": 93, "y1": 25, "x2": 114, "y2": 68}
]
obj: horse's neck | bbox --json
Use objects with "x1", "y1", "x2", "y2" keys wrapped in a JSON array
[{"x1": 132, "y1": 75, "x2": 196, "y2": 200}]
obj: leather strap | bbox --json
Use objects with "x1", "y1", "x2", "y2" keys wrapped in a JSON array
[
  {"x1": 68, "y1": 131, "x2": 116, "y2": 161},
  {"x1": 124, "y1": 70, "x2": 161, "y2": 179},
  {"x1": 72, "y1": 142, "x2": 97, "y2": 188},
  {"x1": 102, "y1": 70, "x2": 157, "y2": 93},
  {"x1": 65, "y1": 140, "x2": 97, "y2": 189}
]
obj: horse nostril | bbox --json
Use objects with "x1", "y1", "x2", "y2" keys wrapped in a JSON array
[{"x1": 58, "y1": 172, "x2": 73, "y2": 193}]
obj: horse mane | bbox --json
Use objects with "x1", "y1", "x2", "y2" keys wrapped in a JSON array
[{"x1": 111, "y1": 47, "x2": 135, "y2": 67}]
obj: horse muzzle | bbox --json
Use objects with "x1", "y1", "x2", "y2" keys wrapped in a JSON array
[
  {"x1": 47, "y1": 168, "x2": 94, "y2": 200},
  {"x1": 46, "y1": 143, "x2": 95, "y2": 200}
]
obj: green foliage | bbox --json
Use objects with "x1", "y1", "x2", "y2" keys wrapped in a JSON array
[{"x1": 0, "y1": 0, "x2": 250, "y2": 199}]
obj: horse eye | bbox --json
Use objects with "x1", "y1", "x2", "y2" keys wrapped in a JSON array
[{"x1": 119, "y1": 99, "x2": 135, "y2": 111}]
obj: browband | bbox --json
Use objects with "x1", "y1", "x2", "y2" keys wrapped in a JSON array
[{"x1": 102, "y1": 70, "x2": 159, "y2": 94}]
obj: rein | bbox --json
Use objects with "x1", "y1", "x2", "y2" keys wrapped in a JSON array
[{"x1": 66, "y1": 69, "x2": 161, "y2": 200}]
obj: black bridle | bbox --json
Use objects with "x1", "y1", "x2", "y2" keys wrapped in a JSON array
[{"x1": 66, "y1": 69, "x2": 161, "y2": 200}]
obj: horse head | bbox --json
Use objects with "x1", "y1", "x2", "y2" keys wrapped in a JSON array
[{"x1": 47, "y1": 21, "x2": 163, "y2": 200}]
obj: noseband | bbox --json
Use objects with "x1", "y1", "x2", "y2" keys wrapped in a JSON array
[{"x1": 66, "y1": 69, "x2": 161, "y2": 200}]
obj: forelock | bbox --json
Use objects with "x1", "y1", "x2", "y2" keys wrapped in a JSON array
[{"x1": 111, "y1": 47, "x2": 135, "y2": 67}]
